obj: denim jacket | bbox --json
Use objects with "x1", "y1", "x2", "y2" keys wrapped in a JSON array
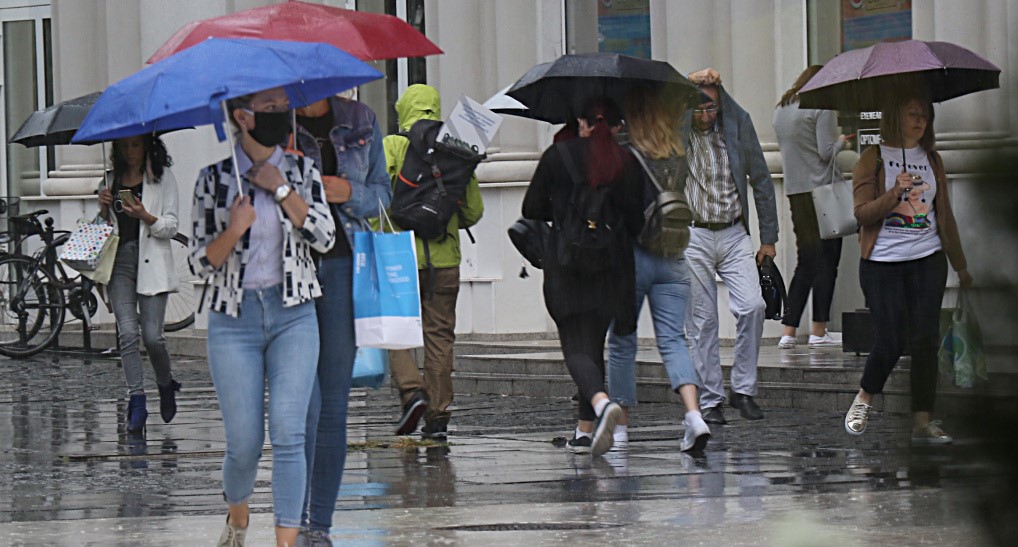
[{"x1": 294, "y1": 97, "x2": 392, "y2": 247}]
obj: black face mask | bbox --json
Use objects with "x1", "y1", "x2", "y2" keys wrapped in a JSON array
[{"x1": 248, "y1": 110, "x2": 292, "y2": 147}]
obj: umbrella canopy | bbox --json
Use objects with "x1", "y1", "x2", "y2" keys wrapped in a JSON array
[
  {"x1": 73, "y1": 38, "x2": 382, "y2": 144},
  {"x1": 147, "y1": 0, "x2": 442, "y2": 64},
  {"x1": 505, "y1": 53, "x2": 699, "y2": 124},
  {"x1": 482, "y1": 84, "x2": 532, "y2": 118},
  {"x1": 10, "y1": 92, "x2": 101, "y2": 147},
  {"x1": 798, "y1": 39, "x2": 1000, "y2": 111}
]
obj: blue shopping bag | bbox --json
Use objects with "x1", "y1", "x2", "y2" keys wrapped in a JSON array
[
  {"x1": 352, "y1": 229, "x2": 424, "y2": 349},
  {"x1": 351, "y1": 347, "x2": 389, "y2": 389}
]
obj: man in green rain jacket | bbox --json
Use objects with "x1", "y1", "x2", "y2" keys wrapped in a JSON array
[{"x1": 386, "y1": 84, "x2": 484, "y2": 439}]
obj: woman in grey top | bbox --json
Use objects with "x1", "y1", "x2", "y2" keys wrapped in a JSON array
[{"x1": 772, "y1": 65, "x2": 851, "y2": 349}]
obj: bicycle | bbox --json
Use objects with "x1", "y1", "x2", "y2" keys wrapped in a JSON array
[{"x1": 0, "y1": 210, "x2": 196, "y2": 358}]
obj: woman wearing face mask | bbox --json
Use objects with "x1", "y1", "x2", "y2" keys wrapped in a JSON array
[
  {"x1": 97, "y1": 134, "x2": 180, "y2": 435},
  {"x1": 188, "y1": 87, "x2": 336, "y2": 547}
]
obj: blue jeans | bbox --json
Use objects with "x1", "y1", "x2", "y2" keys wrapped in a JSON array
[
  {"x1": 207, "y1": 286, "x2": 319, "y2": 529},
  {"x1": 608, "y1": 246, "x2": 701, "y2": 406},
  {"x1": 302, "y1": 257, "x2": 357, "y2": 532}
]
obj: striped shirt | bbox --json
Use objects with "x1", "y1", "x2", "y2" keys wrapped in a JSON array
[{"x1": 686, "y1": 124, "x2": 742, "y2": 223}]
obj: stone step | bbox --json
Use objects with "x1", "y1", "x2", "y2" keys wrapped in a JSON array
[{"x1": 451, "y1": 371, "x2": 1018, "y2": 417}]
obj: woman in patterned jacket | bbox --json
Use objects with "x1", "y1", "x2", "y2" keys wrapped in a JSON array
[{"x1": 187, "y1": 87, "x2": 335, "y2": 547}]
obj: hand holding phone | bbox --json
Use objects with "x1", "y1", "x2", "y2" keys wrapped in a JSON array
[{"x1": 118, "y1": 189, "x2": 136, "y2": 205}]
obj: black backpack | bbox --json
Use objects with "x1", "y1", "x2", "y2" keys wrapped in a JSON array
[
  {"x1": 627, "y1": 146, "x2": 693, "y2": 258},
  {"x1": 390, "y1": 119, "x2": 485, "y2": 240},
  {"x1": 554, "y1": 143, "x2": 620, "y2": 274}
]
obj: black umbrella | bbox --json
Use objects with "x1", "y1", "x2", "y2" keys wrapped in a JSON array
[
  {"x1": 9, "y1": 92, "x2": 102, "y2": 147},
  {"x1": 506, "y1": 53, "x2": 699, "y2": 124}
]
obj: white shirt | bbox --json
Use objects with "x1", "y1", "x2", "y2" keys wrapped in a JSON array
[{"x1": 869, "y1": 145, "x2": 943, "y2": 262}]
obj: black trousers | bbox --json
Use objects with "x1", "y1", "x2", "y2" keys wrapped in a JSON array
[
  {"x1": 859, "y1": 252, "x2": 947, "y2": 412},
  {"x1": 782, "y1": 193, "x2": 843, "y2": 327},
  {"x1": 556, "y1": 311, "x2": 613, "y2": 422}
]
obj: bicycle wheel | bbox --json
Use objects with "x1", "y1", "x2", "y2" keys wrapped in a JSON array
[
  {"x1": 0, "y1": 255, "x2": 66, "y2": 358},
  {"x1": 164, "y1": 233, "x2": 196, "y2": 331}
]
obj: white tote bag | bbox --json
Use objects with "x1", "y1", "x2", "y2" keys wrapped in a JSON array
[{"x1": 811, "y1": 157, "x2": 858, "y2": 239}]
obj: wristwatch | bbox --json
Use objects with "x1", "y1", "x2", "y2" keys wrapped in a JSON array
[{"x1": 273, "y1": 184, "x2": 292, "y2": 203}]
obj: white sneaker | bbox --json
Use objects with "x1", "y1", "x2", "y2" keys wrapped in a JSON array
[
  {"x1": 777, "y1": 335, "x2": 796, "y2": 349},
  {"x1": 808, "y1": 332, "x2": 841, "y2": 347},
  {"x1": 680, "y1": 412, "x2": 711, "y2": 452},
  {"x1": 612, "y1": 429, "x2": 629, "y2": 451}
]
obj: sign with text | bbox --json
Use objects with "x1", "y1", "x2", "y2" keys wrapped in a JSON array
[
  {"x1": 841, "y1": 0, "x2": 912, "y2": 52},
  {"x1": 437, "y1": 95, "x2": 504, "y2": 155}
]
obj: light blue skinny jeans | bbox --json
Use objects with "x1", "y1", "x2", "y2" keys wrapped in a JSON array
[
  {"x1": 302, "y1": 256, "x2": 357, "y2": 532},
  {"x1": 207, "y1": 285, "x2": 319, "y2": 529},
  {"x1": 608, "y1": 245, "x2": 701, "y2": 406}
]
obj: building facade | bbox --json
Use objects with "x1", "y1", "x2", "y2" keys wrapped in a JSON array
[{"x1": 2, "y1": 0, "x2": 1015, "y2": 344}]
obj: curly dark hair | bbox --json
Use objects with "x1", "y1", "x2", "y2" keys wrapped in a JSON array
[{"x1": 110, "y1": 134, "x2": 173, "y2": 184}]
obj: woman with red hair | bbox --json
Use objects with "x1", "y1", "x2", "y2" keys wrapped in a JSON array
[{"x1": 523, "y1": 97, "x2": 644, "y2": 458}]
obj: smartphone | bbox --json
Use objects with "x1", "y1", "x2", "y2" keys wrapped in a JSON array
[{"x1": 118, "y1": 189, "x2": 136, "y2": 205}]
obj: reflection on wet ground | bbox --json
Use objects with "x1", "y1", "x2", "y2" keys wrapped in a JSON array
[{"x1": 0, "y1": 351, "x2": 1006, "y2": 544}]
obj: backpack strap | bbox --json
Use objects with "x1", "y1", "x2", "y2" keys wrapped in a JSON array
[
  {"x1": 556, "y1": 142, "x2": 584, "y2": 188},
  {"x1": 627, "y1": 145, "x2": 665, "y2": 193}
]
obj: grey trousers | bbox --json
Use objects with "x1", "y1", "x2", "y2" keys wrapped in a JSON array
[
  {"x1": 684, "y1": 225, "x2": 766, "y2": 410},
  {"x1": 107, "y1": 240, "x2": 172, "y2": 395}
]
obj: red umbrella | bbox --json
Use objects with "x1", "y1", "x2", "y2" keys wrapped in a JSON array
[{"x1": 147, "y1": 0, "x2": 442, "y2": 63}]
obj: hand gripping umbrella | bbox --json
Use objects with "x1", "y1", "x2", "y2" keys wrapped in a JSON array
[
  {"x1": 147, "y1": 0, "x2": 442, "y2": 64},
  {"x1": 505, "y1": 53, "x2": 699, "y2": 124},
  {"x1": 73, "y1": 38, "x2": 383, "y2": 194},
  {"x1": 798, "y1": 39, "x2": 1001, "y2": 166}
]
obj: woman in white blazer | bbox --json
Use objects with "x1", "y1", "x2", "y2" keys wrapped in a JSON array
[{"x1": 98, "y1": 134, "x2": 180, "y2": 435}]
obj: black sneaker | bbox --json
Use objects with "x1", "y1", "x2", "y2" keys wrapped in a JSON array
[
  {"x1": 567, "y1": 435, "x2": 592, "y2": 453},
  {"x1": 421, "y1": 418, "x2": 448, "y2": 440},
  {"x1": 395, "y1": 390, "x2": 429, "y2": 435}
]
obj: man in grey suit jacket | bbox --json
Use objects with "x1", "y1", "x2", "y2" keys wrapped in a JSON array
[{"x1": 680, "y1": 83, "x2": 779, "y2": 424}]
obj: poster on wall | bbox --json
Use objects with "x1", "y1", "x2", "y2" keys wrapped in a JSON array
[
  {"x1": 841, "y1": 0, "x2": 912, "y2": 52},
  {"x1": 597, "y1": 0, "x2": 650, "y2": 59}
]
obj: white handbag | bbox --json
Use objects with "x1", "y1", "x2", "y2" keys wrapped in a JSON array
[{"x1": 811, "y1": 157, "x2": 858, "y2": 239}]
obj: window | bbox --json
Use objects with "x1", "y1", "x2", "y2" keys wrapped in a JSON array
[
  {"x1": 565, "y1": 0, "x2": 651, "y2": 58},
  {"x1": 807, "y1": 0, "x2": 913, "y2": 149},
  {"x1": 1, "y1": 4, "x2": 53, "y2": 198}
]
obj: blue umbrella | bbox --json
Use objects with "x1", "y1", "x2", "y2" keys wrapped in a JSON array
[{"x1": 73, "y1": 37, "x2": 383, "y2": 143}]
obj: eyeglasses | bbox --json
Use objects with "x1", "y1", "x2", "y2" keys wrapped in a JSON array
[{"x1": 692, "y1": 107, "x2": 718, "y2": 116}]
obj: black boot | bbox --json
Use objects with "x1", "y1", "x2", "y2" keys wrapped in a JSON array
[{"x1": 158, "y1": 380, "x2": 182, "y2": 424}]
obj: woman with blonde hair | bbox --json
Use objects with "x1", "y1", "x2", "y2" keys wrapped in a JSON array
[{"x1": 605, "y1": 85, "x2": 710, "y2": 454}]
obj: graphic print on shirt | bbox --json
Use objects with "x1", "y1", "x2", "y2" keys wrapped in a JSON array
[{"x1": 884, "y1": 156, "x2": 932, "y2": 231}]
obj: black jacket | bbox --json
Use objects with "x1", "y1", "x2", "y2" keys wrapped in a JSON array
[{"x1": 522, "y1": 138, "x2": 645, "y2": 334}]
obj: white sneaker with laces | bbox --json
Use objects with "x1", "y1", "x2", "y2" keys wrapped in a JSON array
[
  {"x1": 808, "y1": 332, "x2": 841, "y2": 347},
  {"x1": 777, "y1": 335, "x2": 796, "y2": 349},
  {"x1": 612, "y1": 429, "x2": 628, "y2": 451},
  {"x1": 680, "y1": 412, "x2": 711, "y2": 452}
]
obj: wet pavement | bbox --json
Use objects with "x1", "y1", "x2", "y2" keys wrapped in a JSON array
[{"x1": 0, "y1": 350, "x2": 1009, "y2": 545}]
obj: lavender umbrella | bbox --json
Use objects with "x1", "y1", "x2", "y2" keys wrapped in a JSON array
[
  {"x1": 798, "y1": 39, "x2": 1000, "y2": 111},
  {"x1": 798, "y1": 39, "x2": 1000, "y2": 167}
]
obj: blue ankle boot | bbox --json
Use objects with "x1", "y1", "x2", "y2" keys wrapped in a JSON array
[{"x1": 127, "y1": 394, "x2": 148, "y2": 434}]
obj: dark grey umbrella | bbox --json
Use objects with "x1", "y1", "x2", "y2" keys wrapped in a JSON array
[
  {"x1": 506, "y1": 53, "x2": 699, "y2": 124},
  {"x1": 9, "y1": 92, "x2": 102, "y2": 147}
]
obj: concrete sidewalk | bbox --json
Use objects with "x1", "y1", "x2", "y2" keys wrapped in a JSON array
[{"x1": 0, "y1": 350, "x2": 1008, "y2": 545}]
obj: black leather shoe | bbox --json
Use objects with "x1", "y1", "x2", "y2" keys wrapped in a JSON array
[
  {"x1": 729, "y1": 392, "x2": 764, "y2": 420},
  {"x1": 395, "y1": 390, "x2": 429, "y2": 435},
  {"x1": 702, "y1": 405, "x2": 727, "y2": 425}
]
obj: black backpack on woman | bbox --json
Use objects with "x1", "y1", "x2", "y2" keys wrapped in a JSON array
[{"x1": 554, "y1": 142, "x2": 620, "y2": 274}]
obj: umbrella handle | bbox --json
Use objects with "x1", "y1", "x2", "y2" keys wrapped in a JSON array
[{"x1": 222, "y1": 100, "x2": 244, "y2": 197}]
